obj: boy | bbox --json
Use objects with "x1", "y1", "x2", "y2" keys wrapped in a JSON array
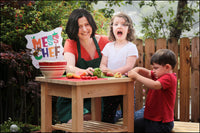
[{"x1": 128, "y1": 49, "x2": 177, "y2": 132}]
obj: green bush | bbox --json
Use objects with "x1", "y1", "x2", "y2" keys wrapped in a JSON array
[
  {"x1": 1, "y1": 1, "x2": 67, "y2": 51},
  {"x1": 0, "y1": 117, "x2": 40, "y2": 132},
  {"x1": 0, "y1": 1, "x2": 110, "y2": 51}
]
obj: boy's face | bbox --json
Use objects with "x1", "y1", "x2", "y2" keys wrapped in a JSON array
[{"x1": 151, "y1": 63, "x2": 169, "y2": 79}]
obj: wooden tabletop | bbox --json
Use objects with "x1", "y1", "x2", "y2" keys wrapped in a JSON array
[{"x1": 35, "y1": 76, "x2": 134, "y2": 86}]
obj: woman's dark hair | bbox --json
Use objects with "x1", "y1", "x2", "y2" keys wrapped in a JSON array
[
  {"x1": 65, "y1": 9, "x2": 97, "y2": 41},
  {"x1": 150, "y1": 49, "x2": 177, "y2": 69}
]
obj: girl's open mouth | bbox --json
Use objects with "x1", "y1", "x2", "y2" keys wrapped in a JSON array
[{"x1": 117, "y1": 31, "x2": 123, "y2": 36}]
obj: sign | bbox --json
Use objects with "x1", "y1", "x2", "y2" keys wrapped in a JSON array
[{"x1": 25, "y1": 27, "x2": 63, "y2": 69}]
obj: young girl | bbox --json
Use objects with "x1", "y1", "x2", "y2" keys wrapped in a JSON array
[
  {"x1": 100, "y1": 12, "x2": 138, "y2": 75},
  {"x1": 100, "y1": 12, "x2": 138, "y2": 123}
]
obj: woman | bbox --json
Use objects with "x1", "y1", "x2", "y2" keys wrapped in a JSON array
[{"x1": 56, "y1": 9, "x2": 109, "y2": 123}]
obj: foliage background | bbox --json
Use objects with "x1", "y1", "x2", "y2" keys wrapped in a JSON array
[{"x1": 0, "y1": 1, "x2": 110, "y2": 51}]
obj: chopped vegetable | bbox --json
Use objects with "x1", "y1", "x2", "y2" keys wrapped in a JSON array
[
  {"x1": 81, "y1": 76, "x2": 98, "y2": 80},
  {"x1": 114, "y1": 72, "x2": 122, "y2": 78},
  {"x1": 66, "y1": 72, "x2": 81, "y2": 79},
  {"x1": 66, "y1": 73, "x2": 73, "y2": 78},
  {"x1": 106, "y1": 72, "x2": 114, "y2": 77},
  {"x1": 72, "y1": 74, "x2": 81, "y2": 79},
  {"x1": 93, "y1": 68, "x2": 103, "y2": 78},
  {"x1": 80, "y1": 72, "x2": 87, "y2": 76}
]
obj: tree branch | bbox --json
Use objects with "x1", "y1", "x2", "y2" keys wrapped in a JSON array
[
  {"x1": 153, "y1": 3, "x2": 166, "y2": 38},
  {"x1": 169, "y1": 0, "x2": 187, "y2": 39}
]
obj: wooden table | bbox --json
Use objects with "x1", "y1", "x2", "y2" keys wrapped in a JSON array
[{"x1": 35, "y1": 77, "x2": 134, "y2": 132}]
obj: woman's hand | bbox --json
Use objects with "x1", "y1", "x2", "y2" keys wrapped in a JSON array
[{"x1": 86, "y1": 67, "x2": 94, "y2": 75}]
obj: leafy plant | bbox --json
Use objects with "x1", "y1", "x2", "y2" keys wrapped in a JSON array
[
  {"x1": 0, "y1": 1, "x2": 110, "y2": 50},
  {"x1": 138, "y1": 0, "x2": 199, "y2": 39},
  {"x1": 0, "y1": 117, "x2": 40, "y2": 132},
  {"x1": 1, "y1": 1, "x2": 67, "y2": 51},
  {"x1": 97, "y1": 0, "x2": 133, "y2": 18},
  {"x1": 0, "y1": 42, "x2": 41, "y2": 124}
]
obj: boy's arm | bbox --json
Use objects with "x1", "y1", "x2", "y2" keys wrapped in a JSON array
[
  {"x1": 128, "y1": 67, "x2": 151, "y2": 78},
  {"x1": 128, "y1": 67, "x2": 162, "y2": 90}
]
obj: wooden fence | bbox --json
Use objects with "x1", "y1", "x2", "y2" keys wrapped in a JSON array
[{"x1": 133, "y1": 37, "x2": 199, "y2": 122}]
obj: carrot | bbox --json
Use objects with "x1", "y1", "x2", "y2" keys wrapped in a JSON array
[
  {"x1": 72, "y1": 74, "x2": 81, "y2": 79},
  {"x1": 80, "y1": 72, "x2": 87, "y2": 76}
]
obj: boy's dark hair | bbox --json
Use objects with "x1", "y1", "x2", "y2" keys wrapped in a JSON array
[
  {"x1": 65, "y1": 9, "x2": 97, "y2": 41},
  {"x1": 150, "y1": 49, "x2": 177, "y2": 69},
  {"x1": 109, "y1": 12, "x2": 136, "y2": 42}
]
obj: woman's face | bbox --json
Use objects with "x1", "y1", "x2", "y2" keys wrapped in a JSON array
[{"x1": 77, "y1": 16, "x2": 92, "y2": 40}]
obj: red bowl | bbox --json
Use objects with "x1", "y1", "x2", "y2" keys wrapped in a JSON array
[
  {"x1": 39, "y1": 60, "x2": 67, "y2": 78},
  {"x1": 39, "y1": 61, "x2": 67, "y2": 66}
]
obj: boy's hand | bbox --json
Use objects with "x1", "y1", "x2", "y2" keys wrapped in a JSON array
[{"x1": 128, "y1": 69, "x2": 138, "y2": 80}]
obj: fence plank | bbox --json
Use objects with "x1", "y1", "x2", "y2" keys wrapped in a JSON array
[
  {"x1": 179, "y1": 38, "x2": 190, "y2": 122},
  {"x1": 135, "y1": 39, "x2": 144, "y2": 68},
  {"x1": 168, "y1": 38, "x2": 179, "y2": 120},
  {"x1": 145, "y1": 38, "x2": 155, "y2": 69},
  {"x1": 134, "y1": 39, "x2": 144, "y2": 111},
  {"x1": 144, "y1": 38, "x2": 155, "y2": 97},
  {"x1": 156, "y1": 38, "x2": 166, "y2": 50},
  {"x1": 191, "y1": 37, "x2": 199, "y2": 122}
]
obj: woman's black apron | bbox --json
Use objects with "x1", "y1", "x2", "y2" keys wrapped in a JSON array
[{"x1": 56, "y1": 37, "x2": 102, "y2": 123}]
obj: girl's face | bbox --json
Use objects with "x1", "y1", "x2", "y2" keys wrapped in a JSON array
[
  {"x1": 112, "y1": 17, "x2": 129, "y2": 41},
  {"x1": 77, "y1": 16, "x2": 92, "y2": 40}
]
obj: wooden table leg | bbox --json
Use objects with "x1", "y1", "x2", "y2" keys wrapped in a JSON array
[
  {"x1": 123, "y1": 82, "x2": 134, "y2": 132},
  {"x1": 41, "y1": 83, "x2": 52, "y2": 132},
  {"x1": 72, "y1": 86, "x2": 83, "y2": 132},
  {"x1": 91, "y1": 97, "x2": 101, "y2": 121}
]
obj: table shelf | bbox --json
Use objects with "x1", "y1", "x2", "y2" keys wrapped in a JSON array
[{"x1": 52, "y1": 120, "x2": 128, "y2": 132}]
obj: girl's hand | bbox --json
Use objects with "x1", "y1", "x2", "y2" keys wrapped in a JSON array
[{"x1": 101, "y1": 67, "x2": 110, "y2": 73}]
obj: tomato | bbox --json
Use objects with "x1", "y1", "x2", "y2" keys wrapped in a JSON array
[
  {"x1": 81, "y1": 76, "x2": 91, "y2": 80},
  {"x1": 91, "y1": 76, "x2": 98, "y2": 80},
  {"x1": 81, "y1": 75, "x2": 97, "y2": 80},
  {"x1": 106, "y1": 72, "x2": 114, "y2": 77},
  {"x1": 86, "y1": 76, "x2": 91, "y2": 79},
  {"x1": 81, "y1": 76, "x2": 87, "y2": 79}
]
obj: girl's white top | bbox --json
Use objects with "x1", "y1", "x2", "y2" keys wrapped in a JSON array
[{"x1": 101, "y1": 41, "x2": 138, "y2": 70}]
